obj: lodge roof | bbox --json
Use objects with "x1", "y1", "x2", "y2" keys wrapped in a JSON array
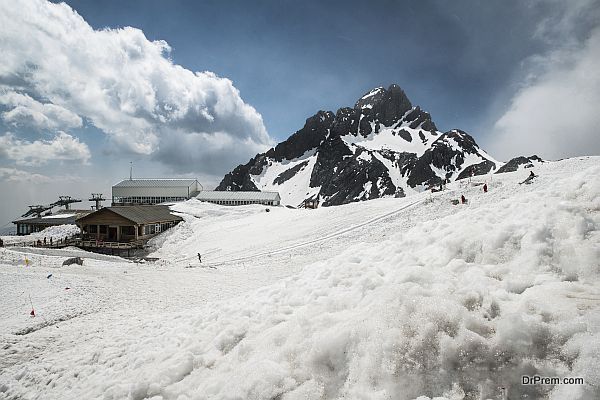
[
  {"x1": 76, "y1": 205, "x2": 183, "y2": 225},
  {"x1": 113, "y1": 179, "x2": 199, "y2": 188}
]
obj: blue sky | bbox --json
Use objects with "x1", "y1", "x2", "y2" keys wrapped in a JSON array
[
  {"x1": 0, "y1": 0, "x2": 599, "y2": 227},
  {"x1": 63, "y1": 0, "x2": 549, "y2": 139}
]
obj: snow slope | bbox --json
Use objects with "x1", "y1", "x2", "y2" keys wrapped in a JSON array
[{"x1": 0, "y1": 157, "x2": 598, "y2": 400}]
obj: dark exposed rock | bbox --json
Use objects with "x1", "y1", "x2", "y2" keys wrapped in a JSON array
[
  {"x1": 378, "y1": 150, "x2": 418, "y2": 177},
  {"x1": 316, "y1": 146, "x2": 396, "y2": 206},
  {"x1": 456, "y1": 160, "x2": 497, "y2": 180},
  {"x1": 369, "y1": 84, "x2": 413, "y2": 127},
  {"x1": 404, "y1": 106, "x2": 437, "y2": 132},
  {"x1": 496, "y1": 155, "x2": 543, "y2": 174},
  {"x1": 397, "y1": 129, "x2": 412, "y2": 142},
  {"x1": 331, "y1": 107, "x2": 359, "y2": 138},
  {"x1": 407, "y1": 130, "x2": 495, "y2": 187},
  {"x1": 62, "y1": 257, "x2": 83, "y2": 266},
  {"x1": 216, "y1": 155, "x2": 262, "y2": 191},
  {"x1": 266, "y1": 110, "x2": 334, "y2": 162},
  {"x1": 310, "y1": 136, "x2": 353, "y2": 190},
  {"x1": 273, "y1": 160, "x2": 309, "y2": 185}
]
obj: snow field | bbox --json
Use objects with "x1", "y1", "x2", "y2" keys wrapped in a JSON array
[{"x1": 0, "y1": 157, "x2": 598, "y2": 400}]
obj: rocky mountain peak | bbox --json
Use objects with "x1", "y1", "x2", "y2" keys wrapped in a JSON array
[
  {"x1": 354, "y1": 84, "x2": 413, "y2": 127},
  {"x1": 354, "y1": 87, "x2": 386, "y2": 109},
  {"x1": 217, "y1": 84, "x2": 499, "y2": 207}
]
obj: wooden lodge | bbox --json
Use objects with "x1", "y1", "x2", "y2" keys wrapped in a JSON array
[{"x1": 76, "y1": 205, "x2": 182, "y2": 244}]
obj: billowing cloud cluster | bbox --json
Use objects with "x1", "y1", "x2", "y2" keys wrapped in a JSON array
[
  {"x1": 0, "y1": 92, "x2": 83, "y2": 131},
  {"x1": 0, "y1": 132, "x2": 91, "y2": 166},
  {"x1": 489, "y1": 1, "x2": 600, "y2": 160},
  {"x1": 0, "y1": 0, "x2": 271, "y2": 173},
  {"x1": 0, "y1": 167, "x2": 52, "y2": 184}
]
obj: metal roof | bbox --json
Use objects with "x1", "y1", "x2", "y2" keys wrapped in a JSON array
[
  {"x1": 77, "y1": 205, "x2": 182, "y2": 225},
  {"x1": 196, "y1": 190, "x2": 281, "y2": 201},
  {"x1": 113, "y1": 179, "x2": 198, "y2": 188}
]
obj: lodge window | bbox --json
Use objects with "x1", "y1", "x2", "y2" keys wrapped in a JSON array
[
  {"x1": 89, "y1": 225, "x2": 97, "y2": 233},
  {"x1": 121, "y1": 226, "x2": 135, "y2": 235},
  {"x1": 99, "y1": 225, "x2": 108, "y2": 234}
]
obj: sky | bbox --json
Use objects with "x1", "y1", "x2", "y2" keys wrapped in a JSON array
[{"x1": 0, "y1": 0, "x2": 599, "y2": 229}]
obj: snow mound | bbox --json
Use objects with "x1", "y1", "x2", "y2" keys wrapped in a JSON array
[
  {"x1": 1, "y1": 224, "x2": 79, "y2": 245},
  {"x1": 2, "y1": 161, "x2": 598, "y2": 399}
]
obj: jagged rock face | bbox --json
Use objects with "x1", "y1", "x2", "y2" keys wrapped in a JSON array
[
  {"x1": 266, "y1": 111, "x2": 334, "y2": 162},
  {"x1": 216, "y1": 84, "x2": 499, "y2": 206},
  {"x1": 218, "y1": 156, "x2": 261, "y2": 191},
  {"x1": 407, "y1": 130, "x2": 493, "y2": 186},
  {"x1": 496, "y1": 155, "x2": 543, "y2": 174}
]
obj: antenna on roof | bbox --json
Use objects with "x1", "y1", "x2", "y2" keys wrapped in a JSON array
[{"x1": 129, "y1": 161, "x2": 133, "y2": 180}]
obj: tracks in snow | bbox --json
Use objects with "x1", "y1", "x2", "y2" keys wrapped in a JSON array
[{"x1": 204, "y1": 196, "x2": 427, "y2": 268}]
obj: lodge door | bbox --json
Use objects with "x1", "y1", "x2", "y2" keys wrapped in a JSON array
[{"x1": 108, "y1": 227, "x2": 118, "y2": 241}]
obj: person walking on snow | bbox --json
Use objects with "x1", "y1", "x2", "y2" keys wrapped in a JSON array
[
  {"x1": 198, "y1": 253, "x2": 202, "y2": 263},
  {"x1": 461, "y1": 195, "x2": 467, "y2": 204},
  {"x1": 483, "y1": 183, "x2": 488, "y2": 193}
]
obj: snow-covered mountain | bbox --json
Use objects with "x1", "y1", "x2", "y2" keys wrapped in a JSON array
[{"x1": 217, "y1": 84, "x2": 499, "y2": 206}]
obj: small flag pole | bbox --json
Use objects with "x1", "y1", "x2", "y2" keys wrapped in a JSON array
[{"x1": 29, "y1": 294, "x2": 35, "y2": 317}]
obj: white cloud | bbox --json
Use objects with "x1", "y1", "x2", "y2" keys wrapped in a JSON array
[
  {"x1": 0, "y1": 167, "x2": 52, "y2": 183},
  {"x1": 0, "y1": 91, "x2": 83, "y2": 130},
  {"x1": 488, "y1": 2, "x2": 600, "y2": 160},
  {"x1": 0, "y1": 0, "x2": 272, "y2": 172},
  {"x1": 0, "y1": 132, "x2": 91, "y2": 166}
]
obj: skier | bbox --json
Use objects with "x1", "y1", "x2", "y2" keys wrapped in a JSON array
[
  {"x1": 483, "y1": 183, "x2": 488, "y2": 193},
  {"x1": 50, "y1": 237, "x2": 53, "y2": 246},
  {"x1": 197, "y1": 253, "x2": 202, "y2": 263},
  {"x1": 43, "y1": 237, "x2": 46, "y2": 245},
  {"x1": 461, "y1": 195, "x2": 467, "y2": 204}
]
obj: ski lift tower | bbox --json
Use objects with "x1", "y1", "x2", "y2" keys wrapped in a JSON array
[
  {"x1": 53, "y1": 196, "x2": 82, "y2": 210},
  {"x1": 21, "y1": 205, "x2": 53, "y2": 218},
  {"x1": 89, "y1": 193, "x2": 106, "y2": 210}
]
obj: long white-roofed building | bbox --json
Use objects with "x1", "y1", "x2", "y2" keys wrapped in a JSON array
[
  {"x1": 196, "y1": 191, "x2": 280, "y2": 206},
  {"x1": 112, "y1": 179, "x2": 202, "y2": 206}
]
